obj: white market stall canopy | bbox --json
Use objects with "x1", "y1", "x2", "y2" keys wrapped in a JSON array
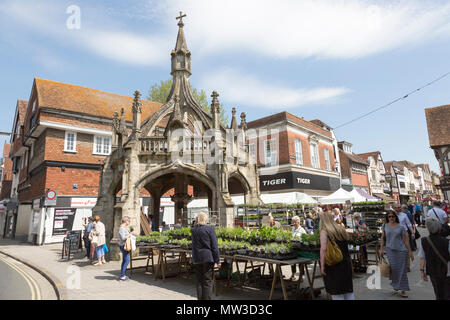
[
  {"x1": 349, "y1": 189, "x2": 367, "y2": 203},
  {"x1": 260, "y1": 192, "x2": 318, "y2": 205},
  {"x1": 318, "y1": 188, "x2": 354, "y2": 205},
  {"x1": 187, "y1": 196, "x2": 246, "y2": 208}
]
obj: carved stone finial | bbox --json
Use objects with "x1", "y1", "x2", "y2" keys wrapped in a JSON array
[
  {"x1": 230, "y1": 108, "x2": 238, "y2": 130},
  {"x1": 232, "y1": 108, "x2": 236, "y2": 116},
  {"x1": 211, "y1": 91, "x2": 220, "y2": 113},
  {"x1": 132, "y1": 90, "x2": 142, "y2": 113},
  {"x1": 240, "y1": 112, "x2": 247, "y2": 130},
  {"x1": 112, "y1": 111, "x2": 120, "y2": 132}
]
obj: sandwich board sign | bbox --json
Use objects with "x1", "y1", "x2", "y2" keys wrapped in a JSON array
[{"x1": 45, "y1": 189, "x2": 57, "y2": 206}]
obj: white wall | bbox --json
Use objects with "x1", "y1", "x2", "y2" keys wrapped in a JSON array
[{"x1": 16, "y1": 204, "x2": 31, "y2": 237}]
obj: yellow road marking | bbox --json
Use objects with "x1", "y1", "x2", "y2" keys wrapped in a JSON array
[{"x1": 0, "y1": 254, "x2": 41, "y2": 300}]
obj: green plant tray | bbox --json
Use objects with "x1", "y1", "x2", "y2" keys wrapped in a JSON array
[{"x1": 296, "y1": 251, "x2": 320, "y2": 260}]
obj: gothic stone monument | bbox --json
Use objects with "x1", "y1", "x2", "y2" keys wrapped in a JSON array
[{"x1": 92, "y1": 12, "x2": 261, "y2": 260}]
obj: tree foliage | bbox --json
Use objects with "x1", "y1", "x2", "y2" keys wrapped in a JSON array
[{"x1": 147, "y1": 79, "x2": 229, "y2": 126}]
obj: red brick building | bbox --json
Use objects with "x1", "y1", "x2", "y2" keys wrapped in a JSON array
[
  {"x1": 247, "y1": 112, "x2": 341, "y2": 198},
  {"x1": 338, "y1": 141, "x2": 370, "y2": 194},
  {"x1": 0, "y1": 143, "x2": 12, "y2": 237},
  {"x1": 13, "y1": 78, "x2": 162, "y2": 244}
]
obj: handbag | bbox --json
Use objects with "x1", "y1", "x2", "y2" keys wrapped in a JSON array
[
  {"x1": 379, "y1": 256, "x2": 390, "y2": 278},
  {"x1": 431, "y1": 209, "x2": 450, "y2": 237},
  {"x1": 414, "y1": 227, "x2": 421, "y2": 240},
  {"x1": 325, "y1": 238, "x2": 343, "y2": 266},
  {"x1": 124, "y1": 237, "x2": 132, "y2": 252}
]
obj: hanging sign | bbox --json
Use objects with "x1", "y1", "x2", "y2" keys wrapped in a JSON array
[{"x1": 45, "y1": 189, "x2": 58, "y2": 206}]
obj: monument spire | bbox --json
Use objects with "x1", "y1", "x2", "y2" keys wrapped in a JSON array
[{"x1": 171, "y1": 11, "x2": 191, "y2": 76}]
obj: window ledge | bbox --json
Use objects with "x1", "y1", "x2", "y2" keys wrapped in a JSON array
[
  {"x1": 63, "y1": 150, "x2": 77, "y2": 154},
  {"x1": 93, "y1": 153, "x2": 110, "y2": 156}
]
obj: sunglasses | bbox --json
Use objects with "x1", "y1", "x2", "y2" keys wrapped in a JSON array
[{"x1": 388, "y1": 215, "x2": 396, "y2": 218}]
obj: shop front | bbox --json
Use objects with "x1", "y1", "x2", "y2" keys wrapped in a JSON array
[
  {"x1": 28, "y1": 196, "x2": 98, "y2": 245},
  {"x1": 259, "y1": 170, "x2": 340, "y2": 199}
]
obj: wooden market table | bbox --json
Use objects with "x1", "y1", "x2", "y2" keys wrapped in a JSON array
[{"x1": 232, "y1": 255, "x2": 315, "y2": 300}]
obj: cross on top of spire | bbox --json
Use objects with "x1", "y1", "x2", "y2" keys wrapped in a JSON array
[{"x1": 176, "y1": 11, "x2": 187, "y2": 28}]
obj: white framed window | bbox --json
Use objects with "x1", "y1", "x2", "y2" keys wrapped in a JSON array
[
  {"x1": 265, "y1": 140, "x2": 272, "y2": 167},
  {"x1": 264, "y1": 139, "x2": 278, "y2": 167},
  {"x1": 93, "y1": 135, "x2": 111, "y2": 155},
  {"x1": 294, "y1": 138, "x2": 303, "y2": 165},
  {"x1": 64, "y1": 131, "x2": 77, "y2": 153},
  {"x1": 22, "y1": 150, "x2": 28, "y2": 169},
  {"x1": 310, "y1": 143, "x2": 319, "y2": 169},
  {"x1": 324, "y1": 148, "x2": 331, "y2": 171}
]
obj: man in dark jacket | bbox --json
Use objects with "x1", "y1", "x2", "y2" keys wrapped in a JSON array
[
  {"x1": 419, "y1": 218, "x2": 450, "y2": 300},
  {"x1": 191, "y1": 211, "x2": 221, "y2": 300}
]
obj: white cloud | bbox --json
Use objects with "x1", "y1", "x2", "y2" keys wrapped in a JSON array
[
  {"x1": 199, "y1": 68, "x2": 350, "y2": 109},
  {"x1": 164, "y1": 0, "x2": 450, "y2": 59},
  {"x1": 0, "y1": 0, "x2": 169, "y2": 66}
]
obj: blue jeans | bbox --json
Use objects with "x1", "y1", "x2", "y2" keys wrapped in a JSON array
[
  {"x1": 95, "y1": 245, "x2": 105, "y2": 258},
  {"x1": 119, "y1": 245, "x2": 130, "y2": 278}
]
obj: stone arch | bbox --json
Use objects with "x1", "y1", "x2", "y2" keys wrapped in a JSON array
[
  {"x1": 228, "y1": 171, "x2": 251, "y2": 194},
  {"x1": 136, "y1": 163, "x2": 216, "y2": 194}
]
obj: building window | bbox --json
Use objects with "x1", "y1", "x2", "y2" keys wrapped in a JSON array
[
  {"x1": 371, "y1": 169, "x2": 376, "y2": 180},
  {"x1": 294, "y1": 138, "x2": 303, "y2": 165},
  {"x1": 64, "y1": 131, "x2": 77, "y2": 152},
  {"x1": 264, "y1": 139, "x2": 278, "y2": 167},
  {"x1": 93, "y1": 136, "x2": 111, "y2": 155},
  {"x1": 324, "y1": 148, "x2": 331, "y2": 171},
  {"x1": 310, "y1": 143, "x2": 319, "y2": 169}
]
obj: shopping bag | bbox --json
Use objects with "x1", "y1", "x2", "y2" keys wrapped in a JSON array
[
  {"x1": 103, "y1": 243, "x2": 109, "y2": 253},
  {"x1": 379, "y1": 256, "x2": 390, "y2": 278},
  {"x1": 130, "y1": 235, "x2": 136, "y2": 251}
]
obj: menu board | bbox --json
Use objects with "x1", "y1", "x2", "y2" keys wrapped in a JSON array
[{"x1": 53, "y1": 208, "x2": 76, "y2": 236}]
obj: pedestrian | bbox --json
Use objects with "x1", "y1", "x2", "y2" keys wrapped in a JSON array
[
  {"x1": 414, "y1": 202, "x2": 422, "y2": 226},
  {"x1": 418, "y1": 218, "x2": 450, "y2": 300},
  {"x1": 305, "y1": 212, "x2": 315, "y2": 234},
  {"x1": 269, "y1": 215, "x2": 281, "y2": 228},
  {"x1": 393, "y1": 204, "x2": 415, "y2": 247},
  {"x1": 191, "y1": 211, "x2": 221, "y2": 300},
  {"x1": 320, "y1": 211, "x2": 354, "y2": 300},
  {"x1": 161, "y1": 221, "x2": 170, "y2": 232},
  {"x1": 380, "y1": 210, "x2": 414, "y2": 298},
  {"x1": 353, "y1": 212, "x2": 369, "y2": 264},
  {"x1": 118, "y1": 216, "x2": 134, "y2": 281},
  {"x1": 332, "y1": 208, "x2": 344, "y2": 226},
  {"x1": 290, "y1": 216, "x2": 307, "y2": 281},
  {"x1": 174, "y1": 218, "x2": 183, "y2": 229},
  {"x1": 82, "y1": 217, "x2": 94, "y2": 261},
  {"x1": 402, "y1": 204, "x2": 417, "y2": 251},
  {"x1": 91, "y1": 215, "x2": 106, "y2": 266},
  {"x1": 427, "y1": 200, "x2": 450, "y2": 237}
]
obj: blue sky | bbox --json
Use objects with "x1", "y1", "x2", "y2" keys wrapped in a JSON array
[{"x1": 1, "y1": 0, "x2": 450, "y2": 172}]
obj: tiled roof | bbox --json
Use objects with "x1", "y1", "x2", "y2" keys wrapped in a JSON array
[
  {"x1": 425, "y1": 104, "x2": 450, "y2": 147},
  {"x1": 345, "y1": 152, "x2": 369, "y2": 166},
  {"x1": 357, "y1": 151, "x2": 380, "y2": 162},
  {"x1": 35, "y1": 78, "x2": 162, "y2": 122},
  {"x1": 17, "y1": 100, "x2": 28, "y2": 125},
  {"x1": 247, "y1": 112, "x2": 332, "y2": 138}
]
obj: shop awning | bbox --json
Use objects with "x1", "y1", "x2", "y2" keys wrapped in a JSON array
[
  {"x1": 187, "y1": 196, "x2": 246, "y2": 208},
  {"x1": 260, "y1": 192, "x2": 318, "y2": 205},
  {"x1": 318, "y1": 188, "x2": 354, "y2": 205},
  {"x1": 355, "y1": 188, "x2": 381, "y2": 201},
  {"x1": 373, "y1": 193, "x2": 396, "y2": 203}
]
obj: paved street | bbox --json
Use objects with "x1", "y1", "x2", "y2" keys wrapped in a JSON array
[
  {"x1": 0, "y1": 252, "x2": 57, "y2": 300},
  {"x1": 0, "y1": 227, "x2": 437, "y2": 301}
]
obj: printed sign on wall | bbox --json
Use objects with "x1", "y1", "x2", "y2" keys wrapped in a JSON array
[{"x1": 52, "y1": 208, "x2": 76, "y2": 236}]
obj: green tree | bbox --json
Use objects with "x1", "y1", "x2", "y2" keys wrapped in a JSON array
[{"x1": 147, "y1": 79, "x2": 229, "y2": 126}]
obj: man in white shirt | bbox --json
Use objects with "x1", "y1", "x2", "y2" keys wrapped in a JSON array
[{"x1": 427, "y1": 201, "x2": 449, "y2": 224}]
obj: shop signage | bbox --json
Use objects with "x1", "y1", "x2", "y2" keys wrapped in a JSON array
[
  {"x1": 71, "y1": 198, "x2": 97, "y2": 207},
  {"x1": 260, "y1": 171, "x2": 340, "y2": 192},
  {"x1": 45, "y1": 189, "x2": 58, "y2": 206},
  {"x1": 52, "y1": 208, "x2": 76, "y2": 236}
]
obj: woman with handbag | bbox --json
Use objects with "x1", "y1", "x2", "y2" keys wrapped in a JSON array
[
  {"x1": 418, "y1": 218, "x2": 450, "y2": 300},
  {"x1": 91, "y1": 215, "x2": 106, "y2": 266},
  {"x1": 320, "y1": 211, "x2": 354, "y2": 300},
  {"x1": 118, "y1": 216, "x2": 134, "y2": 281},
  {"x1": 380, "y1": 210, "x2": 414, "y2": 298}
]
